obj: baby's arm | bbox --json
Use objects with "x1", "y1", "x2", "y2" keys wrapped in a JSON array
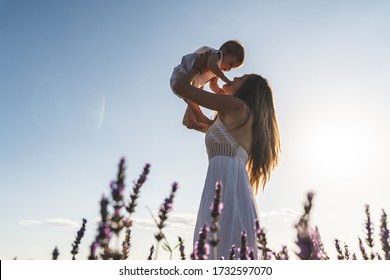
[
  {"x1": 207, "y1": 52, "x2": 230, "y2": 84},
  {"x1": 209, "y1": 76, "x2": 225, "y2": 94}
]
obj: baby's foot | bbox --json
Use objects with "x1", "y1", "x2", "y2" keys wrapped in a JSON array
[
  {"x1": 185, "y1": 119, "x2": 204, "y2": 131},
  {"x1": 195, "y1": 114, "x2": 213, "y2": 125}
]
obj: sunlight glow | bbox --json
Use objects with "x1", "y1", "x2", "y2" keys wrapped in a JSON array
[{"x1": 305, "y1": 120, "x2": 372, "y2": 178}]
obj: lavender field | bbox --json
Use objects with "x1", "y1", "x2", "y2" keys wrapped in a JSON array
[{"x1": 47, "y1": 159, "x2": 389, "y2": 261}]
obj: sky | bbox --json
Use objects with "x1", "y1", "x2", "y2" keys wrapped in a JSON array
[{"x1": 0, "y1": 0, "x2": 389, "y2": 260}]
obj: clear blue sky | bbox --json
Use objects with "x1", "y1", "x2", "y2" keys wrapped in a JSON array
[{"x1": 1, "y1": 0, "x2": 389, "y2": 260}]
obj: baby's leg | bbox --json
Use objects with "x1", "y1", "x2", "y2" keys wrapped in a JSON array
[
  {"x1": 185, "y1": 99, "x2": 213, "y2": 126},
  {"x1": 183, "y1": 107, "x2": 209, "y2": 132}
]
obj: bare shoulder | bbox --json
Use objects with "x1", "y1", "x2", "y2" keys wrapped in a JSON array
[
  {"x1": 219, "y1": 104, "x2": 253, "y2": 153},
  {"x1": 219, "y1": 102, "x2": 252, "y2": 129}
]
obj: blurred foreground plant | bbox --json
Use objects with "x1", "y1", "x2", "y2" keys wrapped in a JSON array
[{"x1": 45, "y1": 158, "x2": 389, "y2": 260}]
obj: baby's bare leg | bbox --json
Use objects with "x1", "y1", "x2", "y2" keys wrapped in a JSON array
[
  {"x1": 183, "y1": 106, "x2": 199, "y2": 128},
  {"x1": 185, "y1": 100, "x2": 213, "y2": 126},
  {"x1": 182, "y1": 106, "x2": 189, "y2": 127}
]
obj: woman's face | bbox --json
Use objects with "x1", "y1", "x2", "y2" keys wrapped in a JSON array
[{"x1": 222, "y1": 75, "x2": 248, "y2": 95}]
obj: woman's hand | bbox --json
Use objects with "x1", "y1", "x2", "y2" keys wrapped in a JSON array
[{"x1": 193, "y1": 51, "x2": 211, "y2": 74}]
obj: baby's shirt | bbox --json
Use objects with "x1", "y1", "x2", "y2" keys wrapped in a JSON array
[{"x1": 180, "y1": 46, "x2": 223, "y2": 88}]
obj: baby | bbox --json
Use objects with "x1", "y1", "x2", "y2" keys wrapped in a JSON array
[{"x1": 170, "y1": 40, "x2": 245, "y2": 131}]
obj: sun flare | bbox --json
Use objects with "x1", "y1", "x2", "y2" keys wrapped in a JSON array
[{"x1": 304, "y1": 120, "x2": 372, "y2": 178}]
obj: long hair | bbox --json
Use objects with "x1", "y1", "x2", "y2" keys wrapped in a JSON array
[{"x1": 234, "y1": 74, "x2": 281, "y2": 194}]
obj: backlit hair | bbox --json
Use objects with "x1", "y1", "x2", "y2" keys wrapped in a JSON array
[{"x1": 234, "y1": 74, "x2": 281, "y2": 194}]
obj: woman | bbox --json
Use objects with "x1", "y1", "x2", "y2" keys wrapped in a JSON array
[{"x1": 173, "y1": 53, "x2": 281, "y2": 259}]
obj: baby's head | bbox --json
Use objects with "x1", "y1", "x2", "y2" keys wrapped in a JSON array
[{"x1": 219, "y1": 40, "x2": 245, "y2": 72}]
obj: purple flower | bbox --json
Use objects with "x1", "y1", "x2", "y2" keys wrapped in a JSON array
[
  {"x1": 358, "y1": 237, "x2": 369, "y2": 260},
  {"x1": 100, "y1": 195, "x2": 109, "y2": 223},
  {"x1": 364, "y1": 204, "x2": 377, "y2": 259},
  {"x1": 122, "y1": 228, "x2": 131, "y2": 260},
  {"x1": 255, "y1": 220, "x2": 272, "y2": 260},
  {"x1": 71, "y1": 218, "x2": 87, "y2": 260},
  {"x1": 193, "y1": 241, "x2": 210, "y2": 260},
  {"x1": 88, "y1": 241, "x2": 99, "y2": 260},
  {"x1": 156, "y1": 182, "x2": 179, "y2": 232},
  {"x1": 380, "y1": 209, "x2": 390, "y2": 260},
  {"x1": 147, "y1": 245, "x2": 154, "y2": 260},
  {"x1": 239, "y1": 231, "x2": 250, "y2": 260},
  {"x1": 172, "y1": 181, "x2": 178, "y2": 192},
  {"x1": 153, "y1": 182, "x2": 179, "y2": 259},
  {"x1": 126, "y1": 163, "x2": 151, "y2": 215},
  {"x1": 210, "y1": 181, "x2": 223, "y2": 218},
  {"x1": 209, "y1": 181, "x2": 223, "y2": 254},
  {"x1": 192, "y1": 224, "x2": 210, "y2": 260},
  {"x1": 52, "y1": 246, "x2": 59, "y2": 260},
  {"x1": 310, "y1": 226, "x2": 328, "y2": 260},
  {"x1": 110, "y1": 180, "x2": 125, "y2": 203},
  {"x1": 162, "y1": 198, "x2": 173, "y2": 212},
  {"x1": 248, "y1": 248, "x2": 255, "y2": 260},
  {"x1": 334, "y1": 238, "x2": 345, "y2": 260},
  {"x1": 178, "y1": 236, "x2": 186, "y2": 260},
  {"x1": 229, "y1": 245, "x2": 236, "y2": 260},
  {"x1": 344, "y1": 243, "x2": 350, "y2": 260},
  {"x1": 274, "y1": 245, "x2": 289, "y2": 260},
  {"x1": 97, "y1": 224, "x2": 111, "y2": 245},
  {"x1": 364, "y1": 205, "x2": 375, "y2": 248},
  {"x1": 295, "y1": 192, "x2": 315, "y2": 260}
]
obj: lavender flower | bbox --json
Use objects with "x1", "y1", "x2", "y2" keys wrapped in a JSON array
[
  {"x1": 122, "y1": 228, "x2": 131, "y2": 260},
  {"x1": 92, "y1": 196, "x2": 112, "y2": 259},
  {"x1": 147, "y1": 245, "x2": 154, "y2": 260},
  {"x1": 229, "y1": 245, "x2": 236, "y2": 260},
  {"x1": 209, "y1": 181, "x2": 223, "y2": 257},
  {"x1": 111, "y1": 158, "x2": 126, "y2": 203},
  {"x1": 88, "y1": 241, "x2": 99, "y2": 260},
  {"x1": 191, "y1": 224, "x2": 210, "y2": 260},
  {"x1": 178, "y1": 236, "x2": 186, "y2": 260},
  {"x1": 380, "y1": 209, "x2": 390, "y2": 260},
  {"x1": 100, "y1": 195, "x2": 109, "y2": 224},
  {"x1": 334, "y1": 239, "x2": 345, "y2": 260},
  {"x1": 274, "y1": 245, "x2": 289, "y2": 260},
  {"x1": 364, "y1": 204, "x2": 378, "y2": 259},
  {"x1": 364, "y1": 205, "x2": 375, "y2": 248},
  {"x1": 248, "y1": 248, "x2": 255, "y2": 260},
  {"x1": 126, "y1": 163, "x2": 151, "y2": 216},
  {"x1": 239, "y1": 231, "x2": 250, "y2": 260},
  {"x1": 310, "y1": 226, "x2": 328, "y2": 260},
  {"x1": 71, "y1": 218, "x2": 87, "y2": 260},
  {"x1": 210, "y1": 181, "x2": 223, "y2": 223},
  {"x1": 358, "y1": 237, "x2": 369, "y2": 260},
  {"x1": 97, "y1": 222, "x2": 112, "y2": 246},
  {"x1": 344, "y1": 243, "x2": 350, "y2": 260},
  {"x1": 52, "y1": 246, "x2": 59, "y2": 260},
  {"x1": 153, "y1": 182, "x2": 179, "y2": 259},
  {"x1": 295, "y1": 192, "x2": 315, "y2": 260},
  {"x1": 110, "y1": 159, "x2": 127, "y2": 235},
  {"x1": 155, "y1": 182, "x2": 179, "y2": 241},
  {"x1": 255, "y1": 220, "x2": 272, "y2": 260}
]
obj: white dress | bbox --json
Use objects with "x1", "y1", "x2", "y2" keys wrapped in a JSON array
[{"x1": 193, "y1": 117, "x2": 260, "y2": 259}]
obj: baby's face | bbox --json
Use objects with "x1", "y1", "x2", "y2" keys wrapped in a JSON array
[
  {"x1": 222, "y1": 75, "x2": 249, "y2": 95},
  {"x1": 221, "y1": 55, "x2": 241, "y2": 72}
]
